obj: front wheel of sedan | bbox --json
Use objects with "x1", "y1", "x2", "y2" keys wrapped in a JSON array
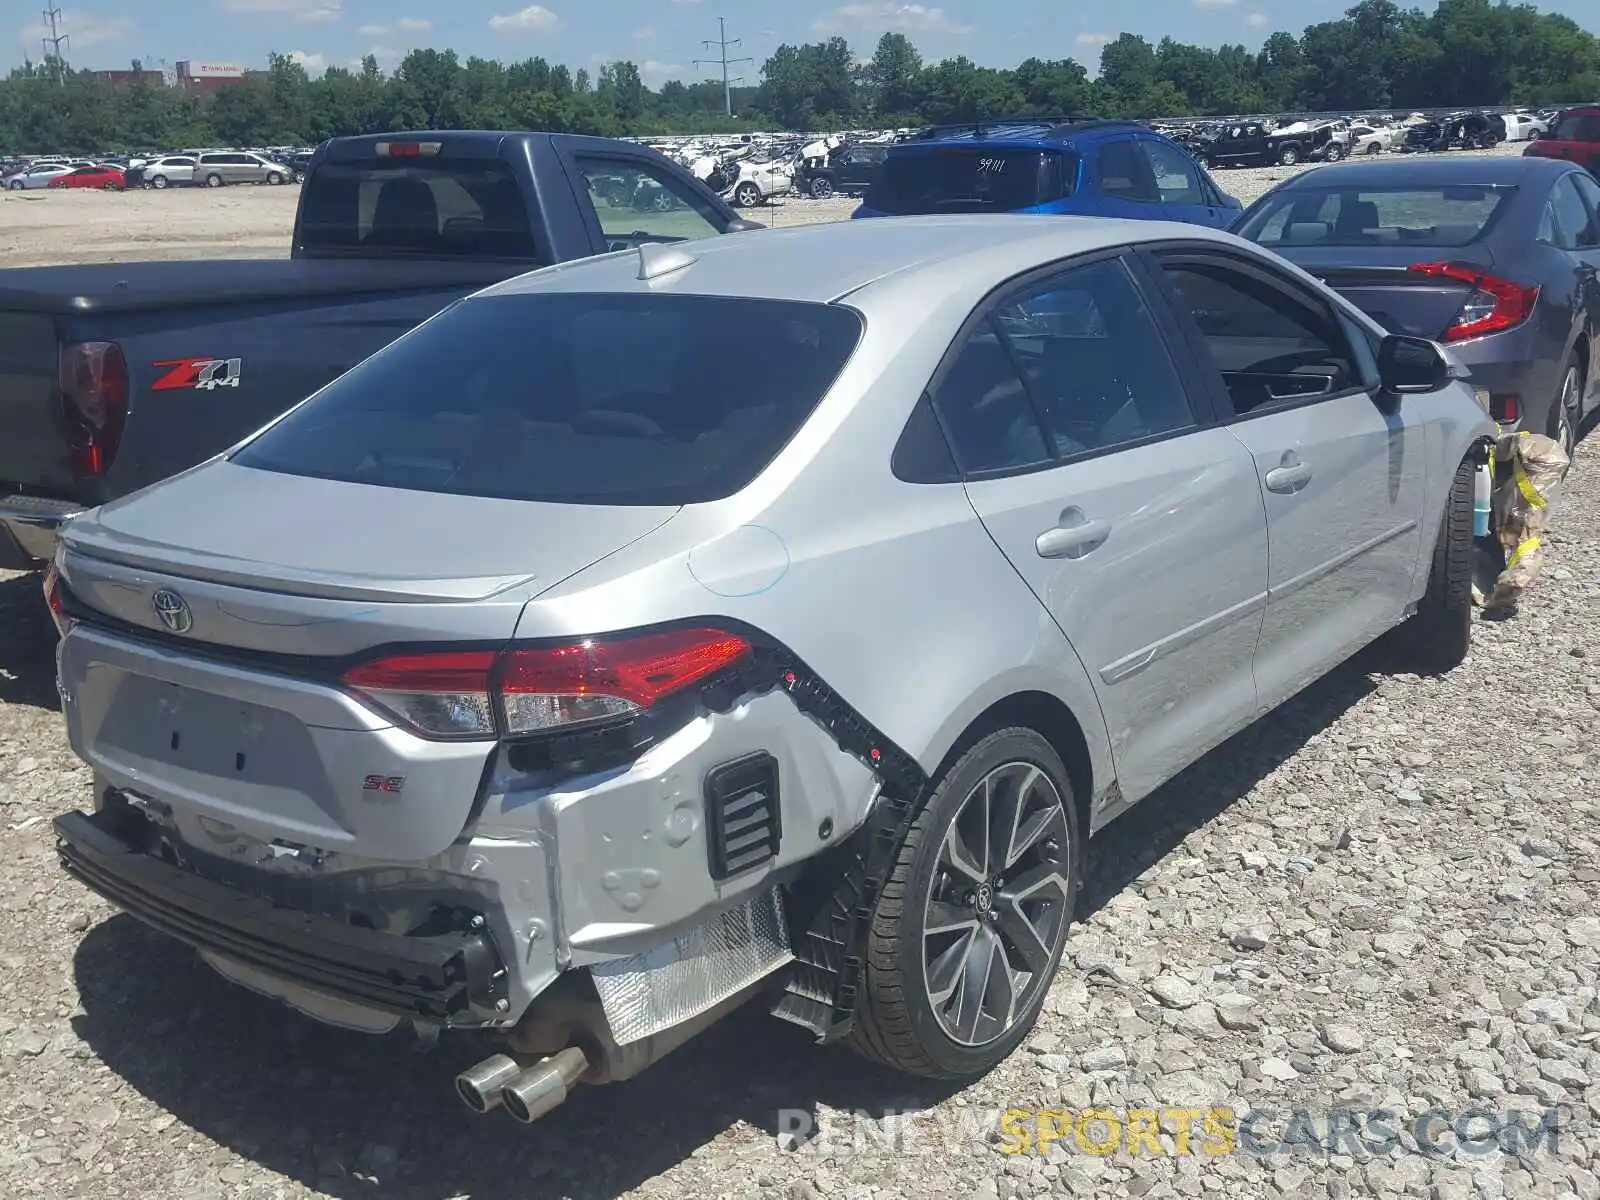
[{"x1": 850, "y1": 727, "x2": 1079, "y2": 1080}]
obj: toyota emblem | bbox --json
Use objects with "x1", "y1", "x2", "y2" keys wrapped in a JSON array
[{"x1": 151, "y1": 588, "x2": 193, "y2": 633}]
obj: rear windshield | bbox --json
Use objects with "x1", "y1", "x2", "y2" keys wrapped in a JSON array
[
  {"x1": 297, "y1": 159, "x2": 539, "y2": 259},
  {"x1": 864, "y1": 148, "x2": 1075, "y2": 214},
  {"x1": 231, "y1": 293, "x2": 864, "y2": 506},
  {"x1": 1236, "y1": 184, "x2": 1515, "y2": 249},
  {"x1": 1550, "y1": 112, "x2": 1600, "y2": 141}
]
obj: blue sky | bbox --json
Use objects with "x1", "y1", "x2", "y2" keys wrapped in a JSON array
[{"x1": 11, "y1": 0, "x2": 1598, "y2": 84}]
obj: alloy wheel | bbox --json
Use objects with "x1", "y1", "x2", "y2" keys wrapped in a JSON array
[
  {"x1": 1555, "y1": 367, "x2": 1579, "y2": 469},
  {"x1": 921, "y1": 761, "x2": 1072, "y2": 1047}
]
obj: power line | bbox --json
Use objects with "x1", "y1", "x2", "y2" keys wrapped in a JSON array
[
  {"x1": 692, "y1": 17, "x2": 752, "y2": 118},
  {"x1": 40, "y1": 5, "x2": 69, "y2": 77}
]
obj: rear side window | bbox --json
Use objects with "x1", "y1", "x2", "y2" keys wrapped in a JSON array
[
  {"x1": 1096, "y1": 140, "x2": 1159, "y2": 202},
  {"x1": 1237, "y1": 185, "x2": 1514, "y2": 248},
  {"x1": 298, "y1": 159, "x2": 539, "y2": 258},
  {"x1": 865, "y1": 148, "x2": 1075, "y2": 214},
  {"x1": 1550, "y1": 111, "x2": 1600, "y2": 141},
  {"x1": 232, "y1": 293, "x2": 863, "y2": 506}
]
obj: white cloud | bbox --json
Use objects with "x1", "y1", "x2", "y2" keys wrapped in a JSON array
[
  {"x1": 633, "y1": 25, "x2": 656, "y2": 41},
  {"x1": 1076, "y1": 32, "x2": 1110, "y2": 45},
  {"x1": 288, "y1": 49, "x2": 327, "y2": 72},
  {"x1": 814, "y1": 3, "x2": 972, "y2": 36},
  {"x1": 1245, "y1": 11, "x2": 1269, "y2": 25},
  {"x1": 221, "y1": 0, "x2": 325, "y2": 11},
  {"x1": 18, "y1": 9, "x2": 135, "y2": 49},
  {"x1": 297, "y1": 6, "x2": 341, "y2": 24},
  {"x1": 396, "y1": 16, "x2": 432, "y2": 31},
  {"x1": 1192, "y1": 0, "x2": 1240, "y2": 7},
  {"x1": 488, "y1": 4, "x2": 561, "y2": 31},
  {"x1": 358, "y1": 23, "x2": 388, "y2": 35},
  {"x1": 640, "y1": 59, "x2": 684, "y2": 83}
]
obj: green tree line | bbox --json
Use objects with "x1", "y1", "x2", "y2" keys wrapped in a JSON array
[{"x1": 2, "y1": 0, "x2": 1596, "y2": 155}]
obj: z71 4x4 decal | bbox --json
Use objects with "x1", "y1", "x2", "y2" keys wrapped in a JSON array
[{"x1": 151, "y1": 357, "x2": 243, "y2": 391}]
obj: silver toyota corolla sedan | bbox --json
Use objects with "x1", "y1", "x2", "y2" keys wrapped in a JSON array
[{"x1": 47, "y1": 215, "x2": 1495, "y2": 1114}]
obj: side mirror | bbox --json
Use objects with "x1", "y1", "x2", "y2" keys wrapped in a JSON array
[{"x1": 1377, "y1": 334, "x2": 1452, "y2": 394}]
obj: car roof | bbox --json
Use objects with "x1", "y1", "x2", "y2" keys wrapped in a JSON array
[
  {"x1": 1273, "y1": 154, "x2": 1577, "y2": 188},
  {"x1": 480, "y1": 214, "x2": 1241, "y2": 307},
  {"x1": 890, "y1": 119, "x2": 1155, "y2": 152}
]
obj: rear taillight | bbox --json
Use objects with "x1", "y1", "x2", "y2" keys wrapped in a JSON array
[
  {"x1": 1408, "y1": 261, "x2": 1540, "y2": 342},
  {"x1": 340, "y1": 628, "x2": 752, "y2": 739},
  {"x1": 59, "y1": 341, "x2": 129, "y2": 479},
  {"x1": 42, "y1": 563, "x2": 74, "y2": 638}
]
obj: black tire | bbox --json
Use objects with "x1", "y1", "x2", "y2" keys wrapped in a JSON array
[
  {"x1": 734, "y1": 181, "x2": 762, "y2": 208},
  {"x1": 151, "y1": 174, "x2": 168, "y2": 189},
  {"x1": 1278, "y1": 146, "x2": 1300, "y2": 166},
  {"x1": 204, "y1": 173, "x2": 223, "y2": 188},
  {"x1": 850, "y1": 727, "x2": 1080, "y2": 1080},
  {"x1": 1386, "y1": 456, "x2": 1475, "y2": 673},
  {"x1": 1366, "y1": 141, "x2": 1382, "y2": 155},
  {"x1": 1548, "y1": 357, "x2": 1581, "y2": 469},
  {"x1": 1325, "y1": 143, "x2": 1345, "y2": 162},
  {"x1": 808, "y1": 176, "x2": 834, "y2": 199},
  {"x1": 266, "y1": 171, "x2": 283, "y2": 185}
]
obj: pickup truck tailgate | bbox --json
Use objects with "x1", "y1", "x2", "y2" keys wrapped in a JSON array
[{"x1": 0, "y1": 312, "x2": 71, "y2": 490}]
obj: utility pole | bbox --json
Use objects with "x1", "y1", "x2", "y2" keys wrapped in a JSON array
[
  {"x1": 693, "y1": 17, "x2": 752, "y2": 118},
  {"x1": 40, "y1": 5, "x2": 70, "y2": 79}
]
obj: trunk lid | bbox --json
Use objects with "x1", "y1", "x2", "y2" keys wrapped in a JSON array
[
  {"x1": 0, "y1": 312, "x2": 72, "y2": 491},
  {"x1": 1275, "y1": 245, "x2": 1496, "y2": 339},
  {"x1": 56, "y1": 462, "x2": 678, "y2": 862},
  {"x1": 63, "y1": 458, "x2": 678, "y2": 605}
]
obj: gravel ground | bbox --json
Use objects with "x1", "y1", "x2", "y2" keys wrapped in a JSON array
[{"x1": 4, "y1": 136, "x2": 1596, "y2": 1200}]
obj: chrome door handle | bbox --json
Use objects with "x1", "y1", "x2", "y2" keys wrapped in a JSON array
[
  {"x1": 1036, "y1": 513, "x2": 1111, "y2": 559},
  {"x1": 1264, "y1": 461, "x2": 1313, "y2": 493}
]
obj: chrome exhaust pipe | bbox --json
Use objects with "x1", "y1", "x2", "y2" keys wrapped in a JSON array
[
  {"x1": 501, "y1": 1046, "x2": 589, "y2": 1125},
  {"x1": 455, "y1": 1053, "x2": 523, "y2": 1114}
]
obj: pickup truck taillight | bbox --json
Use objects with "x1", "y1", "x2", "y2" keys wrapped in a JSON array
[
  {"x1": 340, "y1": 628, "x2": 753, "y2": 739},
  {"x1": 60, "y1": 341, "x2": 129, "y2": 479}
]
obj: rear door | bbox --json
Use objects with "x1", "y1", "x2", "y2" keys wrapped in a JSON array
[
  {"x1": 1561, "y1": 171, "x2": 1600, "y2": 412},
  {"x1": 1144, "y1": 246, "x2": 1427, "y2": 710},
  {"x1": 933, "y1": 251, "x2": 1268, "y2": 800},
  {"x1": 1137, "y1": 136, "x2": 1231, "y2": 228}
]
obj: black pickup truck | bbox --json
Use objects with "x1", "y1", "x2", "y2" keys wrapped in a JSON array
[{"x1": 0, "y1": 130, "x2": 757, "y2": 569}]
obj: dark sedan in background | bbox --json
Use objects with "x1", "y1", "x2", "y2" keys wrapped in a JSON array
[{"x1": 1232, "y1": 155, "x2": 1600, "y2": 458}]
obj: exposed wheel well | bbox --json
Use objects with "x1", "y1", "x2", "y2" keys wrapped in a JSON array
[
  {"x1": 935, "y1": 692, "x2": 1096, "y2": 853},
  {"x1": 1573, "y1": 336, "x2": 1589, "y2": 391}
]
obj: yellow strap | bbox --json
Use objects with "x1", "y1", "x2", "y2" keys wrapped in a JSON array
[
  {"x1": 1513, "y1": 453, "x2": 1546, "y2": 509},
  {"x1": 1505, "y1": 535, "x2": 1541, "y2": 570}
]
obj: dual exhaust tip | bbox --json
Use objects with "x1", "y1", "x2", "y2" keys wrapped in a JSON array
[{"x1": 455, "y1": 1046, "x2": 589, "y2": 1124}]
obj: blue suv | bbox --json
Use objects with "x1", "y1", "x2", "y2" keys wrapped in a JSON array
[{"x1": 852, "y1": 118, "x2": 1241, "y2": 228}]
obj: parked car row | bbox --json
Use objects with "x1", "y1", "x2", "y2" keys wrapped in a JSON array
[
  {"x1": 3, "y1": 118, "x2": 1596, "y2": 1126},
  {"x1": 3, "y1": 149, "x2": 301, "y2": 192}
]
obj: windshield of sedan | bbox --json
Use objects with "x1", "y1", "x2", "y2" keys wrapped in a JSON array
[
  {"x1": 232, "y1": 292, "x2": 864, "y2": 506},
  {"x1": 1236, "y1": 184, "x2": 1515, "y2": 248},
  {"x1": 864, "y1": 148, "x2": 1076, "y2": 214}
]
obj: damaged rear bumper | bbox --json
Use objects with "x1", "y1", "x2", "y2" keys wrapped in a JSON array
[{"x1": 54, "y1": 807, "x2": 510, "y2": 1022}]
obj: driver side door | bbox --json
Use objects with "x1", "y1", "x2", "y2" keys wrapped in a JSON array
[{"x1": 1142, "y1": 246, "x2": 1427, "y2": 711}]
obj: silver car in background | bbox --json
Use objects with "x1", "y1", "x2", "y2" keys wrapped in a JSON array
[
  {"x1": 47, "y1": 216, "x2": 1494, "y2": 1116},
  {"x1": 193, "y1": 151, "x2": 295, "y2": 187}
]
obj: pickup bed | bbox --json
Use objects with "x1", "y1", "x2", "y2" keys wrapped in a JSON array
[{"x1": 0, "y1": 130, "x2": 756, "y2": 568}]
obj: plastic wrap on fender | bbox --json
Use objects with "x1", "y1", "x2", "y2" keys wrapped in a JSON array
[{"x1": 1484, "y1": 431, "x2": 1568, "y2": 611}]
